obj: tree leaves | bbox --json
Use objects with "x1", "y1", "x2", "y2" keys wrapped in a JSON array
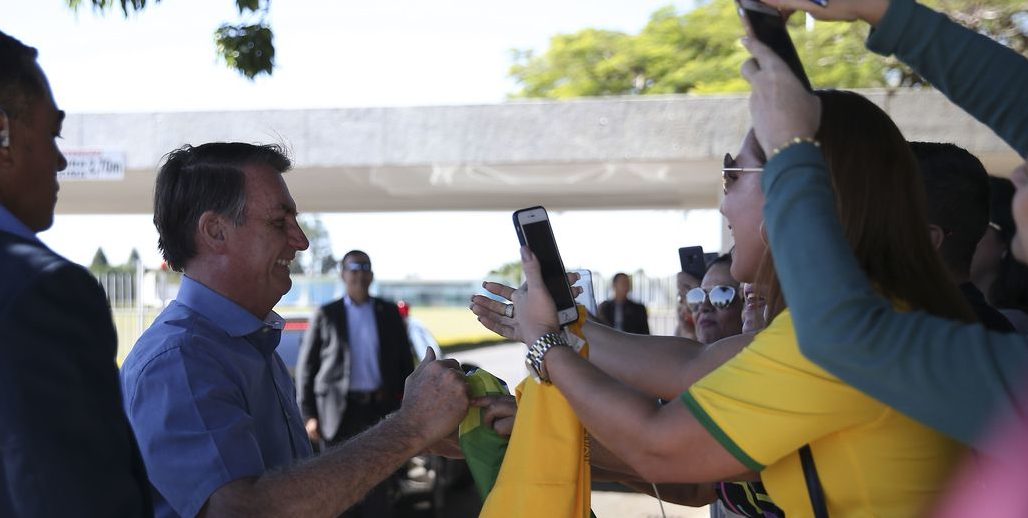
[
  {"x1": 214, "y1": 22, "x2": 274, "y2": 79},
  {"x1": 510, "y1": 0, "x2": 1027, "y2": 98},
  {"x1": 65, "y1": 0, "x2": 275, "y2": 79}
]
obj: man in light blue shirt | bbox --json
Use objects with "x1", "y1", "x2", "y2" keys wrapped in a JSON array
[{"x1": 121, "y1": 142, "x2": 469, "y2": 518}]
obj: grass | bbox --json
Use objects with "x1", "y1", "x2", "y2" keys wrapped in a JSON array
[{"x1": 408, "y1": 306, "x2": 504, "y2": 348}]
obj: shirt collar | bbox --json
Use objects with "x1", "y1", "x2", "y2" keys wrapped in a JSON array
[
  {"x1": 344, "y1": 295, "x2": 373, "y2": 309},
  {"x1": 0, "y1": 203, "x2": 40, "y2": 243},
  {"x1": 177, "y1": 276, "x2": 284, "y2": 339}
]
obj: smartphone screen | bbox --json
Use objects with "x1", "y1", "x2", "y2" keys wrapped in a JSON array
[
  {"x1": 737, "y1": 0, "x2": 812, "y2": 91},
  {"x1": 514, "y1": 207, "x2": 579, "y2": 326}
]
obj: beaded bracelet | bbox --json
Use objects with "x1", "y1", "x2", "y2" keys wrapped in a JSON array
[{"x1": 770, "y1": 137, "x2": 820, "y2": 159}]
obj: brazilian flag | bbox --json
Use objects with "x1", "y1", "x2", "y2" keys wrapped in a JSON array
[{"x1": 462, "y1": 306, "x2": 595, "y2": 518}]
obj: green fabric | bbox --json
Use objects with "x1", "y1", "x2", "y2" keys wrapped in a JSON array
[
  {"x1": 458, "y1": 368, "x2": 511, "y2": 499},
  {"x1": 680, "y1": 392, "x2": 764, "y2": 472}
]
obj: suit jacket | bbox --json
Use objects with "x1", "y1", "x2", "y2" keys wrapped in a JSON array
[
  {"x1": 295, "y1": 296, "x2": 415, "y2": 442},
  {"x1": 597, "y1": 298, "x2": 651, "y2": 335},
  {"x1": 0, "y1": 231, "x2": 152, "y2": 517}
]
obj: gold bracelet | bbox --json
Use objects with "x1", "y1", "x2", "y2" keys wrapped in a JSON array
[{"x1": 770, "y1": 137, "x2": 820, "y2": 159}]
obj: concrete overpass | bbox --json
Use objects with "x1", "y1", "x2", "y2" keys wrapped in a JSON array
[{"x1": 55, "y1": 90, "x2": 1021, "y2": 215}]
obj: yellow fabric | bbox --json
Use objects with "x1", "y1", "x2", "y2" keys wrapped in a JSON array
[
  {"x1": 480, "y1": 307, "x2": 592, "y2": 518},
  {"x1": 683, "y1": 310, "x2": 966, "y2": 517}
]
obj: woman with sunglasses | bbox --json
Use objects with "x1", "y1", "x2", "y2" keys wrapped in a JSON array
[
  {"x1": 744, "y1": 0, "x2": 1028, "y2": 454},
  {"x1": 473, "y1": 87, "x2": 972, "y2": 515},
  {"x1": 687, "y1": 254, "x2": 743, "y2": 346}
]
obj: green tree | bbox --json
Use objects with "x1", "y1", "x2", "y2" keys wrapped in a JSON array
[
  {"x1": 488, "y1": 261, "x2": 523, "y2": 286},
  {"x1": 66, "y1": 0, "x2": 275, "y2": 79},
  {"x1": 89, "y1": 247, "x2": 110, "y2": 274},
  {"x1": 297, "y1": 215, "x2": 335, "y2": 276},
  {"x1": 510, "y1": 0, "x2": 1027, "y2": 97}
]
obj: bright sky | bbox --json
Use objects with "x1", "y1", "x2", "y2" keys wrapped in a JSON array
[{"x1": 7, "y1": 0, "x2": 725, "y2": 280}]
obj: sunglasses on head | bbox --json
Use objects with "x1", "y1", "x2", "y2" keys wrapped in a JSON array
[
  {"x1": 344, "y1": 262, "x2": 372, "y2": 272},
  {"x1": 683, "y1": 285, "x2": 738, "y2": 312},
  {"x1": 721, "y1": 153, "x2": 764, "y2": 194}
]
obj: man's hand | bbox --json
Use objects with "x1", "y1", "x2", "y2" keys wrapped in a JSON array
[
  {"x1": 471, "y1": 394, "x2": 518, "y2": 437},
  {"x1": 305, "y1": 418, "x2": 321, "y2": 443},
  {"x1": 399, "y1": 349, "x2": 470, "y2": 445},
  {"x1": 761, "y1": 0, "x2": 890, "y2": 25},
  {"x1": 740, "y1": 34, "x2": 822, "y2": 157}
]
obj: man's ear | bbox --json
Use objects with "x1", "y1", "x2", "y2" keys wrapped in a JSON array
[
  {"x1": 0, "y1": 109, "x2": 12, "y2": 167},
  {"x1": 0, "y1": 109, "x2": 10, "y2": 149},
  {"x1": 197, "y1": 211, "x2": 229, "y2": 252},
  {"x1": 927, "y1": 224, "x2": 946, "y2": 251}
]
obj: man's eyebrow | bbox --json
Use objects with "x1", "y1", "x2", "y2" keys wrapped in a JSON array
[
  {"x1": 57, "y1": 110, "x2": 66, "y2": 123},
  {"x1": 278, "y1": 203, "x2": 298, "y2": 215}
]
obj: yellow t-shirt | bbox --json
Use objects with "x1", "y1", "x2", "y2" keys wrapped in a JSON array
[{"x1": 682, "y1": 309, "x2": 966, "y2": 517}]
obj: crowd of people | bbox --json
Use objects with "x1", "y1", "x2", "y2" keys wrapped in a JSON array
[{"x1": 1, "y1": 0, "x2": 1027, "y2": 516}]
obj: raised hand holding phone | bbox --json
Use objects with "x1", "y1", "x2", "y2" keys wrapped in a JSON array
[
  {"x1": 736, "y1": 0, "x2": 813, "y2": 91},
  {"x1": 512, "y1": 206, "x2": 579, "y2": 327},
  {"x1": 740, "y1": 34, "x2": 821, "y2": 157},
  {"x1": 761, "y1": 0, "x2": 891, "y2": 25},
  {"x1": 513, "y1": 246, "x2": 562, "y2": 345}
]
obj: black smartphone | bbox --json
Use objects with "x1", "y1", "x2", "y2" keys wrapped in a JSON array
[
  {"x1": 513, "y1": 206, "x2": 579, "y2": 327},
  {"x1": 679, "y1": 246, "x2": 707, "y2": 281},
  {"x1": 737, "y1": 0, "x2": 812, "y2": 91}
]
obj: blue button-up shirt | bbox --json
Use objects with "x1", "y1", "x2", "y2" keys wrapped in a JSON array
[
  {"x1": 344, "y1": 295, "x2": 382, "y2": 392},
  {"x1": 121, "y1": 276, "x2": 312, "y2": 518}
]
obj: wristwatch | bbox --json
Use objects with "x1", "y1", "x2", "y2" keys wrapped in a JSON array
[{"x1": 525, "y1": 332, "x2": 571, "y2": 384}]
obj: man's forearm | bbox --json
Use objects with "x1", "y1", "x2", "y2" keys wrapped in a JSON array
[
  {"x1": 583, "y1": 320, "x2": 704, "y2": 399},
  {"x1": 763, "y1": 143, "x2": 1028, "y2": 450},
  {"x1": 204, "y1": 410, "x2": 425, "y2": 518}
]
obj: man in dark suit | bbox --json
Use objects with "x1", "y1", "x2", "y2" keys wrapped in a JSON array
[
  {"x1": 0, "y1": 29, "x2": 151, "y2": 516},
  {"x1": 296, "y1": 249, "x2": 415, "y2": 517},
  {"x1": 598, "y1": 272, "x2": 650, "y2": 335}
]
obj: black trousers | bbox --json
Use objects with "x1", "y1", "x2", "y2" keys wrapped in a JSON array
[{"x1": 323, "y1": 395, "x2": 400, "y2": 518}]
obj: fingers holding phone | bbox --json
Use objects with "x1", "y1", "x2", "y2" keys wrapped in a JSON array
[
  {"x1": 514, "y1": 246, "x2": 562, "y2": 344},
  {"x1": 740, "y1": 35, "x2": 821, "y2": 156},
  {"x1": 760, "y1": 0, "x2": 890, "y2": 25}
]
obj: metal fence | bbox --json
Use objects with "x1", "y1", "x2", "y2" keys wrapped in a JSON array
[
  {"x1": 96, "y1": 265, "x2": 682, "y2": 362},
  {"x1": 591, "y1": 272, "x2": 679, "y2": 336}
]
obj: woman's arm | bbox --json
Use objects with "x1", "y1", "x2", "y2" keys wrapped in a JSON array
[
  {"x1": 741, "y1": 31, "x2": 1028, "y2": 451},
  {"x1": 583, "y1": 320, "x2": 707, "y2": 399},
  {"x1": 544, "y1": 345, "x2": 750, "y2": 483},
  {"x1": 865, "y1": 0, "x2": 1028, "y2": 155},
  {"x1": 766, "y1": 0, "x2": 1028, "y2": 156}
]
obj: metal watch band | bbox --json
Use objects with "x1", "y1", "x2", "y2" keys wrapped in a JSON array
[{"x1": 525, "y1": 332, "x2": 570, "y2": 383}]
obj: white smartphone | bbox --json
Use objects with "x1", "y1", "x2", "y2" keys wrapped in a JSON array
[
  {"x1": 513, "y1": 206, "x2": 579, "y2": 327},
  {"x1": 572, "y1": 269, "x2": 598, "y2": 317}
]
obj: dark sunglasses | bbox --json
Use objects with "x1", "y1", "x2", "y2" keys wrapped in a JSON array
[
  {"x1": 722, "y1": 153, "x2": 764, "y2": 194},
  {"x1": 344, "y1": 262, "x2": 373, "y2": 272},
  {"x1": 683, "y1": 285, "x2": 738, "y2": 312}
]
